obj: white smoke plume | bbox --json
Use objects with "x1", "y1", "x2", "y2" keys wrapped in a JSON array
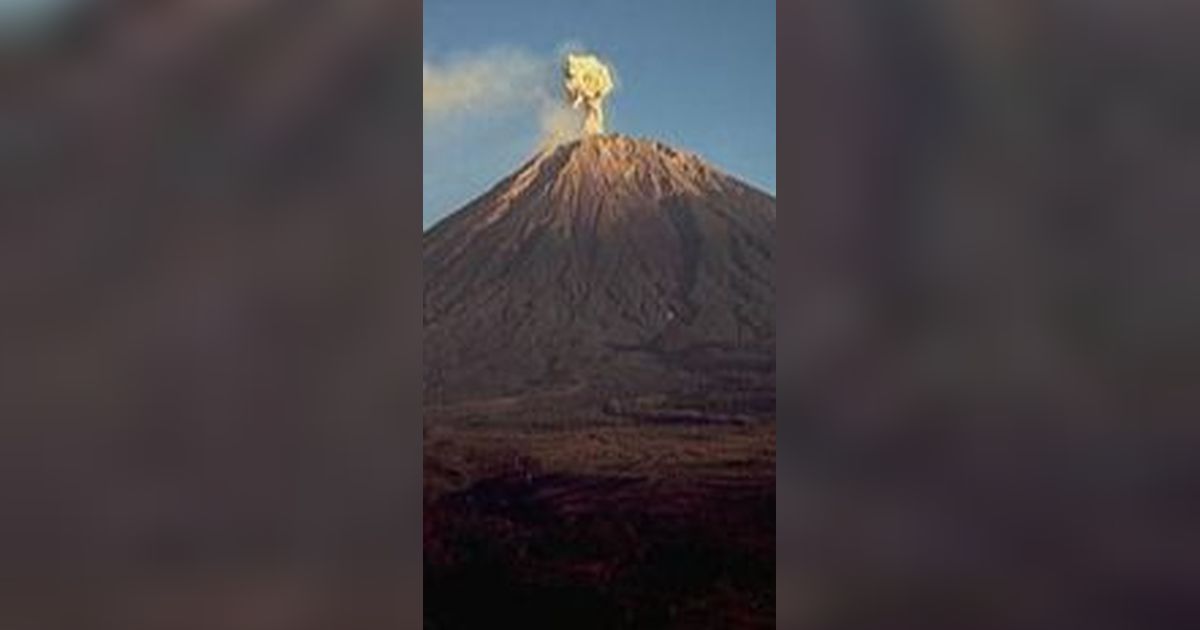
[
  {"x1": 563, "y1": 53, "x2": 615, "y2": 136},
  {"x1": 423, "y1": 46, "x2": 616, "y2": 149},
  {"x1": 536, "y1": 101, "x2": 585, "y2": 149},
  {"x1": 422, "y1": 49, "x2": 546, "y2": 120}
]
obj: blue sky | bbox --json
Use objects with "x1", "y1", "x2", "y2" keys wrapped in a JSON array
[{"x1": 424, "y1": 0, "x2": 776, "y2": 228}]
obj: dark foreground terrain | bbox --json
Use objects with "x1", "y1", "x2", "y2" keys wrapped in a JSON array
[{"x1": 424, "y1": 402, "x2": 775, "y2": 629}]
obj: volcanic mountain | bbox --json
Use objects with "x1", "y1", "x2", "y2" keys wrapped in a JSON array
[{"x1": 423, "y1": 135, "x2": 775, "y2": 413}]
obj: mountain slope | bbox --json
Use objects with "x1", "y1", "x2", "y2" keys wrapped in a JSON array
[{"x1": 423, "y1": 135, "x2": 775, "y2": 409}]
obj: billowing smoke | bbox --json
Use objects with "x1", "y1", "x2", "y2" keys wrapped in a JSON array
[
  {"x1": 563, "y1": 53, "x2": 615, "y2": 136},
  {"x1": 423, "y1": 46, "x2": 615, "y2": 149}
]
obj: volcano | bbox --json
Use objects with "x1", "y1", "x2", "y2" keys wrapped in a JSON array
[
  {"x1": 424, "y1": 135, "x2": 776, "y2": 627},
  {"x1": 423, "y1": 135, "x2": 775, "y2": 412}
]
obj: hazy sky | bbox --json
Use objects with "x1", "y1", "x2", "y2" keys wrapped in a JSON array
[
  {"x1": 423, "y1": 0, "x2": 776, "y2": 229},
  {"x1": 0, "y1": 0, "x2": 81, "y2": 41}
]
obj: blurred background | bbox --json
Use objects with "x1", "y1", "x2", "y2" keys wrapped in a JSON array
[
  {"x1": 4, "y1": 0, "x2": 1200, "y2": 628},
  {"x1": 0, "y1": 1, "x2": 422, "y2": 628},
  {"x1": 779, "y1": 1, "x2": 1200, "y2": 628}
]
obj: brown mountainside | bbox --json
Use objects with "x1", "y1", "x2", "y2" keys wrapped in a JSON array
[{"x1": 423, "y1": 135, "x2": 775, "y2": 411}]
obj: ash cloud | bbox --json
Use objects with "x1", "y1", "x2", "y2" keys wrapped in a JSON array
[
  {"x1": 423, "y1": 45, "x2": 614, "y2": 148},
  {"x1": 422, "y1": 48, "x2": 547, "y2": 120},
  {"x1": 563, "y1": 53, "x2": 615, "y2": 136}
]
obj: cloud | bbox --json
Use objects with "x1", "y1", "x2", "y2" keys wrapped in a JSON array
[
  {"x1": 425, "y1": 44, "x2": 614, "y2": 151},
  {"x1": 423, "y1": 48, "x2": 550, "y2": 121}
]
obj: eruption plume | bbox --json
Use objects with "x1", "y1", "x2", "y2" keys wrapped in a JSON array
[{"x1": 563, "y1": 53, "x2": 614, "y2": 136}]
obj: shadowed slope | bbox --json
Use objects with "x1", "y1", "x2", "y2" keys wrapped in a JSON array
[{"x1": 423, "y1": 135, "x2": 775, "y2": 409}]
